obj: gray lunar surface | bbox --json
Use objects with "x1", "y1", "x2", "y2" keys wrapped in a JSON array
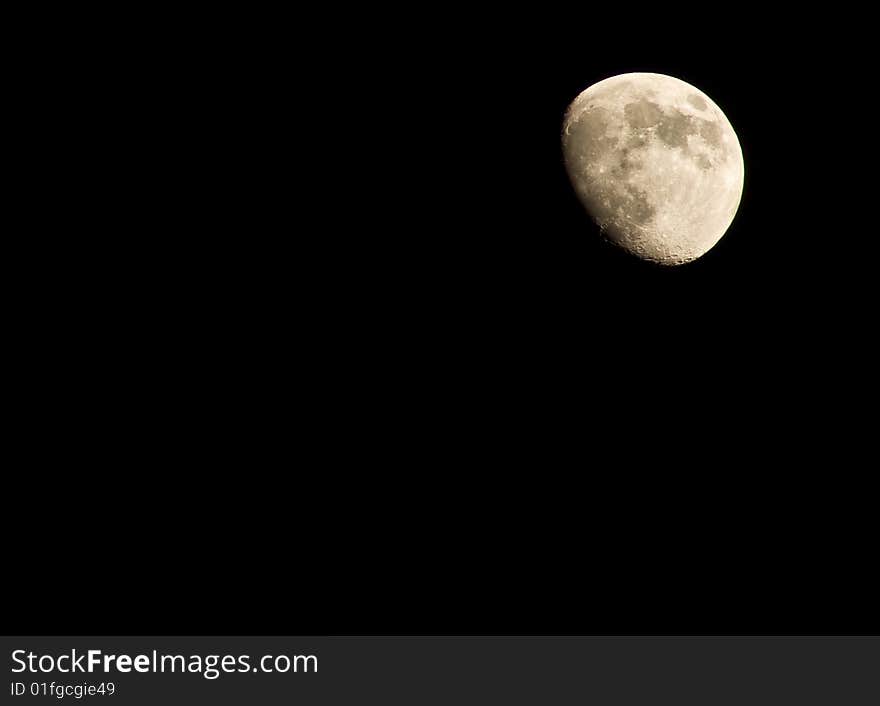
[{"x1": 562, "y1": 73, "x2": 744, "y2": 265}]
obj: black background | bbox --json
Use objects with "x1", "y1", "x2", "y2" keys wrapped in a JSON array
[{"x1": 7, "y1": 7, "x2": 876, "y2": 636}]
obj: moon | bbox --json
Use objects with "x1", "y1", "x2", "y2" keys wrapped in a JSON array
[{"x1": 562, "y1": 73, "x2": 744, "y2": 265}]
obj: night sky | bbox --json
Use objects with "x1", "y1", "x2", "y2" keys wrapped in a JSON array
[{"x1": 9, "y1": 7, "x2": 875, "y2": 636}]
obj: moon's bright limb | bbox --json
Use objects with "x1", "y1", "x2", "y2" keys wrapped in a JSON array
[{"x1": 562, "y1": 73, "x2": 744, "y2": 265}]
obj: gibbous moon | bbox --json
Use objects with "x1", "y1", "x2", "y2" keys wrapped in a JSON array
[{"x1": 562, "y1": 73, "x2": 744, "y2": 265}]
